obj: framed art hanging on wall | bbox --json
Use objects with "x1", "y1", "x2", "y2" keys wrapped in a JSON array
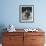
[{"x1": 19, "y1": 5, "x2": 34, "y2": 23}]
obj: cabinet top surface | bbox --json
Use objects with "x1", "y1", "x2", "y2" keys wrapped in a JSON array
[{"x1": 3, "y1": 29, "x2": 45, "y2": 33}]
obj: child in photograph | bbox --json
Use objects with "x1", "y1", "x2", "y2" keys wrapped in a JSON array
[{"x1": 22, "y1": 7, "x2": 32, "y2": 20}]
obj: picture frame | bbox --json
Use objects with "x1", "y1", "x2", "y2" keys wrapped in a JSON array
[{"x1": 19, "y1": 5, "x2": 34, "y2": 23}]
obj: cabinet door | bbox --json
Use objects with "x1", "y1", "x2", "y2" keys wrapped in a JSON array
[
  {"x1": 3, "y1": 33, "x2": 23, "y2": 46},
  {"x1": 2, "y1": 36, "x2": 9, "y2": 46},
  {"x1": 32, "y1": 36, "x2": 45, "y2": 46},
  {"x1": 24, "y1": 33, "x2": 32, "y2": 46},
  {"x1": 14, "y1": 36, "x2": 23, "y2": 46}
]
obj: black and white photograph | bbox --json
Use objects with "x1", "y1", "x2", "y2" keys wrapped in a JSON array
[{"x1": 19, "y1": 5, "x2": 34, "y2": 23}]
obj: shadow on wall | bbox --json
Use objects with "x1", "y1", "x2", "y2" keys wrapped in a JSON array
[{"x1": 0, "y1": 24, "x2": 7, "y2": 43}]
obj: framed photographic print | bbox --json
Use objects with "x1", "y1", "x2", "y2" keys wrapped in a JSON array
[{"x1": 19, "y1": 5, "x2": 34, "y2": 23}]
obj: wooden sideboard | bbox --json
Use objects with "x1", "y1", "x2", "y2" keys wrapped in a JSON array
[{"x1": 2, "y1": 29, "x2": 45, "y2": 46}]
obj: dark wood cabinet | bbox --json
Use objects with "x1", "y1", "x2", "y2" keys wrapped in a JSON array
[{"x1": 2, "y1": 30, "x2": 45, "y2": 46}]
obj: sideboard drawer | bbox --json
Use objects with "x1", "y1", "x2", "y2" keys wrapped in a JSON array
[
  {"x1": 24, "y1": 32, "x2": 44, "y2": 36},
  {"x1": 32, "y1": 36, "x2": 44, "y2": 44},
  {"x1": 3, "y1": 32, "x2": 23, "y2": 36}
]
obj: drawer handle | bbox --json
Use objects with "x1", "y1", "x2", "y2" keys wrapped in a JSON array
[
  {"x1": 32, "y1": 39, "x2": 36, "y2": 40},
  {"x1": 9, "y1": 38, "x2": 12, "y2": 40},
  {"x1": 9, "y1": 38, "x2": 13, "y2": 40}
]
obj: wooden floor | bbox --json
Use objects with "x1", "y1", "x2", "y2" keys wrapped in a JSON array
[{"x1": 0, "y1": 44, "x2": 2, "y2": 46}]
